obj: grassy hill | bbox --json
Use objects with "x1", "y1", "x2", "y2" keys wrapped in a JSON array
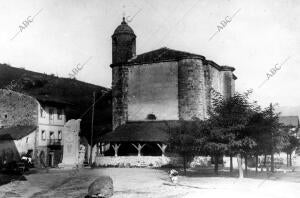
[{"x1": 0, "y1": 63, "x2": 112, "y2": 144}]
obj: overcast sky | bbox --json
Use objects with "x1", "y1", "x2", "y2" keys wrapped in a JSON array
[{"x1": 0, "y1": 0, "x2": 299, "y2": 108}]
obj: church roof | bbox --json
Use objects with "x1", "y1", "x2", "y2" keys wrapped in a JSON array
[
  {"x1": 127, "y1": 47, "x2": 205, "y2": 65},
  {"x1": 113, "y1": 17, "x2": 135, "y2": 35},
  {"x1": 112, "y1": 47, "x2": 235, "y2": 73},
  {"x1": 100, "y1": 121, "x2": 180, "y2": 142}
]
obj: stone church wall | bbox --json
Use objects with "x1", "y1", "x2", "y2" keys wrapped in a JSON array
[
  {"x1": 112, "y1": 59, "x2": 235, "y2": 127},
  {"x1": 221, "y1": 70, "x2": 234, "y2": 99},
  {"x1": 178, "y1": 59, "x2": 207, "y2": 120},
  {"x1": 127, "y1": 62, "x2": 179, "y2": 121},
  {"x1": 112, "y1": 66, "x2": 129, "y2": 130}
]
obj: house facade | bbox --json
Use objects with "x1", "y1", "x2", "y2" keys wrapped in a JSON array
[
  {"x1": 36, "y1": 99, "x2": 66, "y2": 167},
  {"x1": 0, "y1": 89, "x2": 67, "y2": 167}
]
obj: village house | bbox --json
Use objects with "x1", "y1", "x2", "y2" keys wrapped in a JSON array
[
  {"x1": 279, "y1": 116, "x2": 300, "y2": 138},
  {"x1": 0, "y1": 89, "x2": 68, "y2": 167},
  {"x1": 95, "y1": 18, "x2": 237, "y2": 167}
]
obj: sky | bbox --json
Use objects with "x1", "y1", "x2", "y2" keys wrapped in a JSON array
[{"x1": 0, "y1": 0, "x2": 299, "y2": 109}]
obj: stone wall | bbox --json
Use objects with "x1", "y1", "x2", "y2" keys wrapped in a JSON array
[
  {"x1": 95, "y1": 156, "x2": 183, "y2": 167},
  {"x1": 112, "y1": 66, "x2": 129, "y2": 130},
  {"x1": 190, "y1": 156, "x2": 212, "y2": 167},
  {"x1": 178, "y1": 59, "x2": 206, "y2": 120},
  {"x1": 0, "y1": 89, "x2": 38, "y2": 127},
  {"x1": 95, "y1": 155, "x2": 217, "y2": 168}
]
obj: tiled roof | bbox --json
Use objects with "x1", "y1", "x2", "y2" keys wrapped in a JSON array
[
  {"x1": 101, "y1": 120, "x2": 180, "y2": 142},
  {"x1": 279, "y1": 116, "x2": 299, "y2": 127},
  {"x1": 126, "y1": 47, "x2": 205, "y2": 65},
  {"x1": 0, "y1": 126, "x2": 37, "y2": 140},
  {"x1": 111, "y1": 47, "x2": 235, "y2": 73},
  {"x1": 34, "y1": 95, "x2": 73, "y2": 106},
  {"x1": 113, "y1": 18, "x2": 135, "y2": 35}
]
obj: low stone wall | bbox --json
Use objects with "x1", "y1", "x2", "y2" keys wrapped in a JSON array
[
  {"x1": 190, "y1": 156, "x2": 212, "y2": 168},
  {"x1": 95, "y1": 156, "x2": 183, "y2": 168}
]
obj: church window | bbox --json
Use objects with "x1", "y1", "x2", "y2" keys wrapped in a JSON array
[{"x1": 147, "y1": 114, "x2": 157, "y2": 120}]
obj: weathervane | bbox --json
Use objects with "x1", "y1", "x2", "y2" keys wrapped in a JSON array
[{"x1": 122, "y1": 4, "x2": 142, "y2": 23}]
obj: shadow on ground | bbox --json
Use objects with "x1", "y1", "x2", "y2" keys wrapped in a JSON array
[
  {"x1": 0, "y1": 173, "x2": 27, "y2": 186},
  {"x1": 158, "y1": 166, "x2": 300, "y2": 183}
]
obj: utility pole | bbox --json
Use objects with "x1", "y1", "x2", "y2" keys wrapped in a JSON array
[{"x1": 89, "y1": 91, "x2": 96, "y2": 166}]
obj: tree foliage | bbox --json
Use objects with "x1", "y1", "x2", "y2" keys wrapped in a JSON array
[{"x1": 168, "y1": 88, "x2": 297, "y2": 177}]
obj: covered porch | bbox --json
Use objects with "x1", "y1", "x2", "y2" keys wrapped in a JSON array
[{"x1": 95, "y1": 121, "x2": 181, "y2": 167}]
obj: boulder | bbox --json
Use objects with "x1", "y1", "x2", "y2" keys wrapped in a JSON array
[{"x1": 87, "y1": 176, "x2": 113, "y2": 198}]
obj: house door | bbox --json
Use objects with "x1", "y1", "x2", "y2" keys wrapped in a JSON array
[{"x1": 48, "y1": 152, "x2": 54, "y2": 167}]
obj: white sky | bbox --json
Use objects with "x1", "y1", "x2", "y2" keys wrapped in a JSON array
[{"x1": 0, "y1": 0, "x2": 299, "y2": 108}]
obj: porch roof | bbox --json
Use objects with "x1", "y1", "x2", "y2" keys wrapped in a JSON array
[
  {"x1": 0, "y1": 125, "x2": 37, "y2": 140},
  {"x1": 100, "y1": 121, "x2": 180, "y2": 142}
]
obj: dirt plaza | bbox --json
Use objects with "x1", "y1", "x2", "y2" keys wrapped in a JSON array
[{"x1": 1, "y1": 167, "x2": 300, "y2": 198}]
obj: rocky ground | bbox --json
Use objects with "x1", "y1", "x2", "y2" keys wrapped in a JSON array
[{"x1": 1, "y1": 167, "x2": 300, "y2": 198}]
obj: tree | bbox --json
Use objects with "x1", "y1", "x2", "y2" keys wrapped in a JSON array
[
  {"x1": 245, "y1": 110, "x2": 267, "y2": 173},
  {"x1": 168, "y1": 120, "x2": 198, "y2": 175},
  {"x1": 261, "y1": 104, "x2": 285, "y2": 172},
  {"x1": 283, "y1": 135, "x2": 300, "y2": 166},
  {"x1": 206, "y1": 89, "x2": 257, "y2": 177}
]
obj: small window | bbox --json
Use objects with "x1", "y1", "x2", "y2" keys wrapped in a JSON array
[
  {"x1": 40, "y1": 107, "x2": 45, "y2": 118},
  {"x1": 58, "y1": 130, "x2": 62, "y2": 140},
  {"x1": 57, "y1": 109, "x2": 62, "y2": 120},
  {"x1": 50, "y1": 131, "x2": 54, "y2": 139},
  {"x1": 26, "y1": 137, "x2": 29, "y2": 143},
  {"x1": 49, "y1": 109, "x2": 54, "y2": 120},
  {"x1": 4, "y1": 114, "x2": 7, "y2": 119},
  {"x1": 41, "y1": 130, "x2": 46, "y2": 140}
]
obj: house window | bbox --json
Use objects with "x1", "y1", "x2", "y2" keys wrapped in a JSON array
[
  {"x1": 41, "y1": 130, "x2": 46, "y2": 140},
  {"x1": 57, "y1": 109, "x2": 62, "y2": 120},
  {"x1": 4, "y1": 114, "x2": 7, "y2": 119},
  {"x1": 26, "y1": 137, "x2": 29, "y2": 143},
  {"x1": 50, "y1": 131, "x2": 54, "y2": 139},
  {"x1": 58, "y1": 130, "x2": 62, "y2": 140},
  {"x1": 49, "y1": 109, "x2": 54, "y2": 120},
  {"x1": 40, "y1": 107, "x2": 45, "y2": 118}
]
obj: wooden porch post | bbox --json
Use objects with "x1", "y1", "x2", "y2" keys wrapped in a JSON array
[
  {"x1": 112, "y1": 143, "x2": 121, "y2": 157},
  {"x1": 132, "y1": 143, "x2": 146, "y2": 156},
  {"x1": 157, "y1": 143, "x2": 167, "y2": 157}
]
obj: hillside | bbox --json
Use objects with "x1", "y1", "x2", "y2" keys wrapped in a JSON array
[{"x1": 0, "y1": 63, "x2": 112, "y2": 144}]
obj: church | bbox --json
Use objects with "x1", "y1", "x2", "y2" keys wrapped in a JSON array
[{"x1": 97, "y1": 18, "x2": 237, "y2": 167}]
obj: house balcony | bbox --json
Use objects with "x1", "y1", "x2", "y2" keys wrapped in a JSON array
[{"x1": 47, "y1": 139, "x2": 62, "y2": 146}]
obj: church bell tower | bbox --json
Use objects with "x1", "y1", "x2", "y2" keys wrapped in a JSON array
[
  {"x1": 111, "y1": 18, "x2": 136, "y2": 130},
  {"x1": 112, "y1": 17, "x2": 136, "y2": 64}
]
